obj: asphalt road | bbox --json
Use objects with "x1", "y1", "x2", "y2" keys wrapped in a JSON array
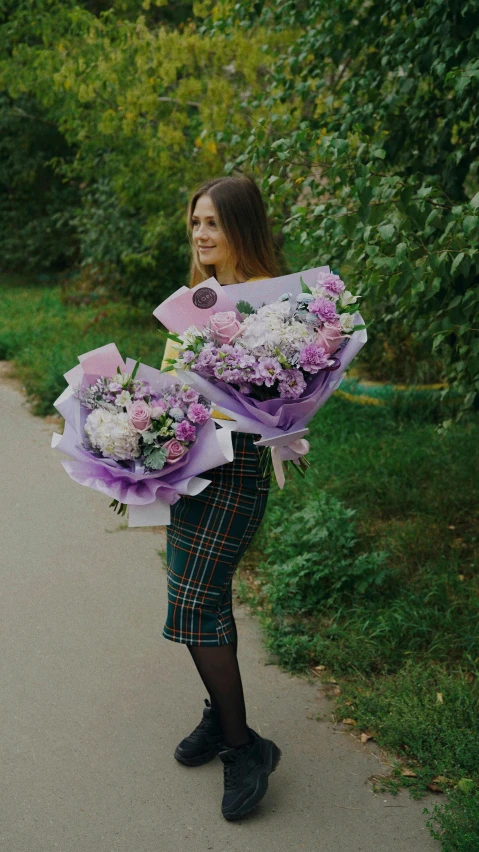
[{"x1": 0, "y1": 368, "x2": 440, "y2": 851}]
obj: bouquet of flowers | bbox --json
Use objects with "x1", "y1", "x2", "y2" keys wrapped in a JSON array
[
  {"x1": 51, "y1": 343, "x2": 233, "y2": 525},
  {"x1": 158, "y1": 269, "x2": 367, "y2": 487}
]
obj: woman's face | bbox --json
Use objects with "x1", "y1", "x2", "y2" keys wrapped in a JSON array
[{"x1": 191, "y1": 194, "x2": 235, "y2": 274}]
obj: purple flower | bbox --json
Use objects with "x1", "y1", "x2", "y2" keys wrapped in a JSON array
[
  {"x1": 181, "y1": 388, "x2": 200, "y2": 404},
  {"x1": 175, "y1": 419, "x2": 197, "y2": 442},
  {"x1": 108, "y1": 381, "x2": 122, "y2": 392},
  {"x1": 239, "y1": 383, "x2": 253, "y2": 394},
  {"x1": 167, "y1": 395, "x2": 180, "y2": 407},
  {"x1": 187, "y1": 403, "x2": 210, "y2": 424},
  {"x1": 308, "y1": 297, "x2": 339, "y2": 324},
  {"x1": 299, "y1": 343, "x2": 330, "y2": 374},
  {"x1": 316, "y1": 271, "x2": 345, "y2": 298},
  {"x1": 278, "y1": 369, "x2": 307, "y2": 399},
  {"x1": 194, "y1": 348, "x2": 218, "y2": 375},
  {"x1": 256, "y1": 356, "x2": 284, "y2": 387},
  {"x1": 221, "y1": 368, "x2": 245, "y2": 384},
  {"x1": 181, "y1": 350, "x2": 196, "y2": 364}
]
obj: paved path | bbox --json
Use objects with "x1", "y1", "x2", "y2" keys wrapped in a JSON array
[{"x1": 0, "y1": 369, "x2": 440, "y2": 851}]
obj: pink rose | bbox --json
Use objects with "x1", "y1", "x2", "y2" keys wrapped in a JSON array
[
  {"x1": 163, "y1": 438, "x2": 189, "y2": 464},
  {"x1": 209, "y1": 311, "x2": 242, "y2": 344},
  {"x1": 315, "y1": 322, "x2": 345, "y2": 355},
  {"x1": 127, "y1": 400, "x2": 152, "y2": 432}
]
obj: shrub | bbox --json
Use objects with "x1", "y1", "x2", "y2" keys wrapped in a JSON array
[{"x1": 259, "y1": 494, "x2": 391, "y2": 614}]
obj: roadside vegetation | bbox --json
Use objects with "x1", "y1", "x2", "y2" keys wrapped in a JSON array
[{"x1": 1, "y1": 1, "x2": 478, "y2": 847}]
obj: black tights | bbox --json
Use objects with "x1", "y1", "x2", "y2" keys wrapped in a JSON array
[{"x1": 187, "y1": 607, "x2": 251, "y2": 748}]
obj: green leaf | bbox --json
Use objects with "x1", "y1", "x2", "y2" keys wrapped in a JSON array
[
  {"x1": 157, "y1": 328, "x2": 182, "y2": 344},
  {"x1": 378, "y1": 224, "x2": 395, "y2": 240},
  {"x1": 131, "y1": 359, "x2": 140, "y2": 380},
  {"x1": 470, "y1": 191, "x2": 479, "y2": 210},
  {"x1": 300, "y1": 276, "x2": 312, "y2": 294},
  {"x1": 236, "y1": 300, "x2": 256, "y2": 315},
  {"x1": 143, "y1": 445, "x2": 168, "y2": 471},
  {"x1": 451, "y1": 252, "x2": 465, "y2": 275},
  {"x1": 463, "y1": 215, "x2": 478, "y2": 236}
]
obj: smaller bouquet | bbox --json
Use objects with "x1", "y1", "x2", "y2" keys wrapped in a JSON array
[{"x1": 52, "y1": 343, "x2": 233, "y2": 525}]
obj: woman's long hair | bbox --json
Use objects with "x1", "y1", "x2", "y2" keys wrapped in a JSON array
[{"x1": 187, "y1": 175, "x2": 282, "y2": 287}]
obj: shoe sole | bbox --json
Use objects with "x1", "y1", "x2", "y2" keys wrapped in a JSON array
[
  {"x1": 174, "y1": 742, "x2": 223, "y2": 767},
  {"x1": 222, "y1": 742, "x2": 282, "y2": 820}
]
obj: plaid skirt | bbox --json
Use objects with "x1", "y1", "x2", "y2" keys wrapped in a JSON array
[{"x1": 163, "y1": 432, "x2": 271, "y2": 646}]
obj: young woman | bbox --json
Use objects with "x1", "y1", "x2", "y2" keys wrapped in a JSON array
[{"x1": 161, "y1": 175, "x2": 282, "y2": 821}]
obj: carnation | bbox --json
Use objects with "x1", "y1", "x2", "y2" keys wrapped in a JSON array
[
  {"x1": 174, "y1": 419, "x2": 196, "y2": 442},
  {"x1": 308, "y1": 297, "x2": 339, "y2": 324},
  {"x1": 187, "y1": 403, "x2": 210, "y2": 424},
  {"x1": 314, "y1": 271, "x2": 345, "y2": 299},
  {"x1": 84, "y1": 408, "x2": 141, "y2": 461},
  {"x1": 169, "y1": 406, "x2": 185, "y2": 421},
  {"x1": 298, "y1": 343, "x2": 331, "y2": 374}
]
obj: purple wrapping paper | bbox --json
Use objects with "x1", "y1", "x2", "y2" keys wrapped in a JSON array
[{"x1": 51, "y1": 343, "x2": 234, "y2": 526}]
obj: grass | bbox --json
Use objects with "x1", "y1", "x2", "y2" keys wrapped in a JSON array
[
  {"x1": 235, "y1": 388, "x2": 478, "y2": 849},
  {"x1": 0, "y1": 274, "x2": 165, "y2": 414}
]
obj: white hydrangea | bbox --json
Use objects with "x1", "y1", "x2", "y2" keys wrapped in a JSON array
[
  {"x1": 84, "y1": 408, "x2": 141, "y2": 461},
  {"x1": 239, "y1": 310, "x2": 316, "y2": 357},
  {"x1": 239, "y1": 318, "x2": 275, "y2": 351}
]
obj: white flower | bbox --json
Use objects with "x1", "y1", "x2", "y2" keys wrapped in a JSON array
[
  {"x1": 84, "y1": 409, "x2": 141, "y2": 461},
  {"x1": 119, "y1": 372, "x2": 132, "y2": 387},
  {"x1": 115, "y1": 390, "x2": 132, "y2": 407},
  {"x1": 311, "y1": 285, "x2": 339, "y2": 302},
  {"x1": 239, "y1": 319, "x2": 272, "y2": 351},
  {"x1": 339, "y1": 290, "x2": 358, "y2": 307},
  {"x1": 181, "y1": 325, "x2": 206, "y2": 348},
  {"x1": 339, "y1": 313, "x2": 355, "y2": 332},
  {"x1": 257, "y1": 301, "x2": 290, "y2": 321}
]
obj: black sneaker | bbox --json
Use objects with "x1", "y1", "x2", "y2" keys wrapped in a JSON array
[
  {"x1": 219, "y1": 728, "x2": 281, "y2": 820},
  {"x1": 174, "y1": 699, "x2": 224, "y2": 766}
]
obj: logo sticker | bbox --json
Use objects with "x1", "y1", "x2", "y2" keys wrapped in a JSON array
[{"x1": 192, "y1": 287, "x2": 218, "y2": 309}]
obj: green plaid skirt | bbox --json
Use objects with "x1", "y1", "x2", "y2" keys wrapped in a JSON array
[{"x1": 163, "y1": 432, "x2": 271, "y2": 646}]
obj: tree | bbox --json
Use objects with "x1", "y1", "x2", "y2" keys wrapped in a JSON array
[{"x1": 205, "y1": 0, "x2": 479, "y2": 417}]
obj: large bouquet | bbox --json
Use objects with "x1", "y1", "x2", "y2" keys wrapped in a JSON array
[
  {"x1": 52, "y1": 343, "x2": 233, "y2": 525},
  {"x1": 158, "y1": 269, "x2": 367, "y2": 487}
]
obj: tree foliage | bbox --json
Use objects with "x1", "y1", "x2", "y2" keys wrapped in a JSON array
[
  {"x1": 0, "y1": 0, "x2": 280, "y2": 301},
  {"x1": 205, "y1": 0, "x2": 479, "y2": 417},
  {"x1": 0, "y1": 0, "x2": 477, "y2": 413}
]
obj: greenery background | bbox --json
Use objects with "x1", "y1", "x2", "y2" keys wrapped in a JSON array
[{"x1": 1, "y1": 2, "x2": 478, "y2": 848}]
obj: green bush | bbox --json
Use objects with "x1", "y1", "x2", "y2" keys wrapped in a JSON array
[
  {"x1": 259, "y1": 496, "x2": 391, "y2": 614},
  {"x1": 426, "y1": 789, "x2": 479, "y2": 852}
]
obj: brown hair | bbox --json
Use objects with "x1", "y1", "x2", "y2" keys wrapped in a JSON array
[{"x1": 186, "y1": 175, "x2": 281, "y2": 287}]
